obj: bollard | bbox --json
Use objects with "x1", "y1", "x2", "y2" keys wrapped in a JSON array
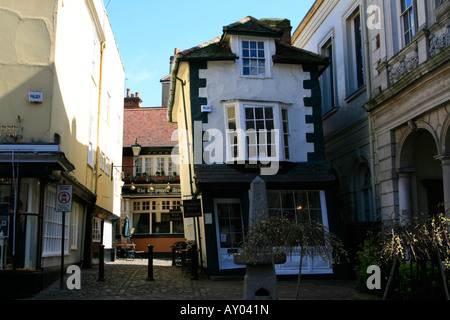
[
  {"x1": 147, "y1": 244, "x2": 154, "y2": 281},
  {"x1": 190, "y1": 244, "x2": 198, "y2": 280},
  {"x1": 98, "y1": 244, "x2": 105, "y2": 281}
]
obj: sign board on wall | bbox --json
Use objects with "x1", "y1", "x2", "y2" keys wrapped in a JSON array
[
  {"x1": 183, "y1": 199, "x2": 202, "y2": 218},
  {"x1": 56, "y1": 185, "x2": 73, "y2": 212}
]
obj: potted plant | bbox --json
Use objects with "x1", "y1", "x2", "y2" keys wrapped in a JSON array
[
  {"x1": 156, "y1": 171, "x2": 165, "y2": 181},
  {"x1": 173, "y1": 171, "x2": 180, "y2": 181},
  {"x1": 123, "y1": 174, "x2": 131, "y2": 183},
  {"x1": 136, "y1": 173, "x2": 146, "y2": 182}
]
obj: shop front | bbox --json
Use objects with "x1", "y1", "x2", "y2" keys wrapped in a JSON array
[{"x1": 195, "y1": 163, "x2": 337, "y2": 277}]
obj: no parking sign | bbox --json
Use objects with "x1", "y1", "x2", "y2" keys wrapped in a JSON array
[{"x1": 56, "y1": 185, "x2": 73, "y2": 212}]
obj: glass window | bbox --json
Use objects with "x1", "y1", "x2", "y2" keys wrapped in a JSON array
[
  {"x1": 244, "y1": 105, "x2": 276, "y2": 159},
  {"x1": 320, "y1": 38, "x2": 335, "y2": 113},
  {"x1": 131, "y1": 199, "x2": 184, "y2": 235},
  {"x1": 242, "y1": 40, "x2": 266, "y2": 77},
  {"x1": 282, "y1": 109, "x2": 290, "y2": 160},
  {"x1": 152, "y1": 212, "x2": 170, "y2": 233},
  {"x1": 43, "y1": 187, "x2": 69, "y2": 254},
  {"x1": 346, "y1": 9, "x2": 365, "y2": 95},
  {"x1": 144, "y1": 158, "x2": 153, "y2": 175},
  {"x1": 353, "y1": 13, "x2": 364, "y2": 88},
  {"x1": 133, "y1": 213, "x2": 150, "y2": 234},
  {"x1": 226, "y1": 105, "x2": 239, "y2": 159},
  {"x1": 401, "y1": 0, "x2": 416, "y2": 45},
  {"x1": 267, "y1": 190, "x2": 324, "y2": 224},
  {"x1": 156, "y1": 157, "x2": 165, "y2": 175},
  {"x1": 92, "y1": 218, "x2": 101, "y2": 242}
]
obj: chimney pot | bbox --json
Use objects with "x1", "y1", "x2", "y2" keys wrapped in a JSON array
[{"x1": 127, "y1": 88, "x2": 130, "y2": 97}]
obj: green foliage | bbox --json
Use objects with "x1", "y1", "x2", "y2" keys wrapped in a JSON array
[
  {"x1": 239, "y1": 215, "x2": 348, "y2": 266},
  {"x1": 353, "y1": 213, "x2": 450, "y2": 299},
  {"x1": 354, "y1": 232, "x2": 381, "y2": 292}
]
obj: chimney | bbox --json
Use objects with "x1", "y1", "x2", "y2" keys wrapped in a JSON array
[
  {"x1": 124, "y1": 89, "x2": 142, "y2": 109},
  {"x1": 261, "y1": 18, "x2": 292, "y2": 44}
]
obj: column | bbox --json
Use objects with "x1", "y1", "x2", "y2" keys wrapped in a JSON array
[
  {"x1": 439, "y1": 155, "x2": 450, "y2": 216},
  {"x1": 397, "y1": 169, "x2": 414, "y2": 224}
]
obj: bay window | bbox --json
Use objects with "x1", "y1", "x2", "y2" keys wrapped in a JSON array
[{"x1": 224, "y1": 101, "x2": 290, "y2": 162}]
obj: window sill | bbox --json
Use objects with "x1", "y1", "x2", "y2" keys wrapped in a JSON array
[
  {"x1": 239, "y1": 75, "x2": 272, "y2": 80},
  {"x1": 322, "y1": 106, "x2": 339, "y2": 120},
  {"x1": 345, "y1": 85, "x2": 366, "y2": 103}
]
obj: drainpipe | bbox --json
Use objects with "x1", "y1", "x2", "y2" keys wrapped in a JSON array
[
  {"x1": 94, "y1": 41, "x2": 106, "y2": 197},
  {"x1": 176, "y1": 77, "x2": 195, "y2": 198},
  {"x1": 175, "y1": 76, "x2": 204, "y2": 270},
  {"x1": 362, "y1": 0, "x2": 378, "y2": 221}
]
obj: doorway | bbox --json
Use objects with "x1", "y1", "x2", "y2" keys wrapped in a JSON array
[{"x1": 214, "y1": 199, "x2": 244, "y2": 270}]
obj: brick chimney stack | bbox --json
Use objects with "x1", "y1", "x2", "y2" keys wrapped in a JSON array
[{"x1": 124, "y1": 89, "x2": 142, "y2": 108}]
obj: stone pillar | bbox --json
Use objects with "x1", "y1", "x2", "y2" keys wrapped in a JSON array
[
  {"x1": 439, "y1": 155, "x2": 450, "y2": 215},
  {"x1": 239, "y1": 176, "x2": 278, "y2": 300},
  {"x1": 397, "y1": 169, "x2": 414, "y2": 224}
]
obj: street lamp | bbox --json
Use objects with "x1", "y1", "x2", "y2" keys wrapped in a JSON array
[{"x1": 131, "y1": 138, "x2": 141, "y2": 156}]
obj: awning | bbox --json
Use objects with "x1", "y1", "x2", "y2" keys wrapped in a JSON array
[{"x1": 0, "y1": 149, "x2": 75, "y2": 175}]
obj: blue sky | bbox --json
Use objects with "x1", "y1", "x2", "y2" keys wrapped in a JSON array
[{"x1": 103, "y1": 0, "x2": 316, "y2": 107}]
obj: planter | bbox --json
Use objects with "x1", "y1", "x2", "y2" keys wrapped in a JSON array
[{"x1": 234, "y1": 252, "x2": 286, "y2": 266}]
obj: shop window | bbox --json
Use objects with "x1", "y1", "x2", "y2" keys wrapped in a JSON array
[
  {"x1": 267, "y1": 190, "x2": 325, "y2": 224},
  {"x1": 92, "y1": 218, "x2": 101, "y2": 242},
  {"x1": 43, "y1": 186, "x2": 69, "y2": 256},
  {"x1": 131, "y1": 199, "x2": 184, "y2": 235}
]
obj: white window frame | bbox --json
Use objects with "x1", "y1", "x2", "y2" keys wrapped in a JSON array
[
  {"x1": 399, "y1": 0, "x2": 417, "y2": 46},
  {"x1": 70, "y1": 201, "x2": 83, "y2": 250},
  {"x1": 344, "y1": 6, "x2": 365, "y2": 96},
  {"x1": 239, "y1": 38, "x2": 271, "y2": 78},
  {"x1": 134, "y1": 155, "x2": 179, "y2": 177},
  {"x1": 319, "y1": 31, "x2": 337, "y2": 114},
  {"x1": 42, "y1": 187, "x2": 69, "y2": 257},
  {"x1": 92, "y1": 217, "x2": 102, "y2": 242},
  {"x1": 223, "y1": 101, "x2": 289, "y2": 163}
]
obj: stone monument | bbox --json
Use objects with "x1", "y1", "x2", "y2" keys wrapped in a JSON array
[{"x1": 234, "y1": 176, "x2": 286, "y2": 300}]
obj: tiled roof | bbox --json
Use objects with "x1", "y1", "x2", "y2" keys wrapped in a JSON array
[
  {"x1": 223, "y1": 16, "x2": 284, "y2": 37},
  {"x1": 123, "y1": 106, "x2": 178, "y2": 147}
]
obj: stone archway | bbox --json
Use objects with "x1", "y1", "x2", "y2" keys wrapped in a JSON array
[{"x1": 397, "y1": 127, "x2": 444, "y2": 221}]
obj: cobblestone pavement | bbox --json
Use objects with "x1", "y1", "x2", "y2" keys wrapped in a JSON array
[{"x1": 30, "y1": 259, "x2": 362, "y2": 301}]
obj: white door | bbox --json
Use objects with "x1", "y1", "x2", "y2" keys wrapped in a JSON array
[{"x1": 214, "y1": 199, "x2": 245, "y2": 270}]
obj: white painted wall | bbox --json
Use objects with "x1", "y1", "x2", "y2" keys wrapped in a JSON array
[{"x1": 199, "y1": 34, "x2": 315, "y2": 163}]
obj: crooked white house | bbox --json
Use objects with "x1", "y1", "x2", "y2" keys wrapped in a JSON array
[{"x1": 168, "y1": 16, "x2": 339, "y2": 277}]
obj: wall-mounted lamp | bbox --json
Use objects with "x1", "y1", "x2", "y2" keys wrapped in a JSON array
[
  {"x1": 130, "y1": 183, "x2": 136, "y2": 191},
  {"x1": 131, "y1": 138, "x2": 142, "y2": 156},
  {"x1": 165, "y1": 183, "x2": 171, "y2": 192}
]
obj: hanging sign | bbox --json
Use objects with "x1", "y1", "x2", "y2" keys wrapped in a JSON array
[
  {"x1": 183, "y1": 199, "x2": 202, "y2": 218},
  {"x1": 56, "y1": 185, "x2": 73, "y2": 212}
]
